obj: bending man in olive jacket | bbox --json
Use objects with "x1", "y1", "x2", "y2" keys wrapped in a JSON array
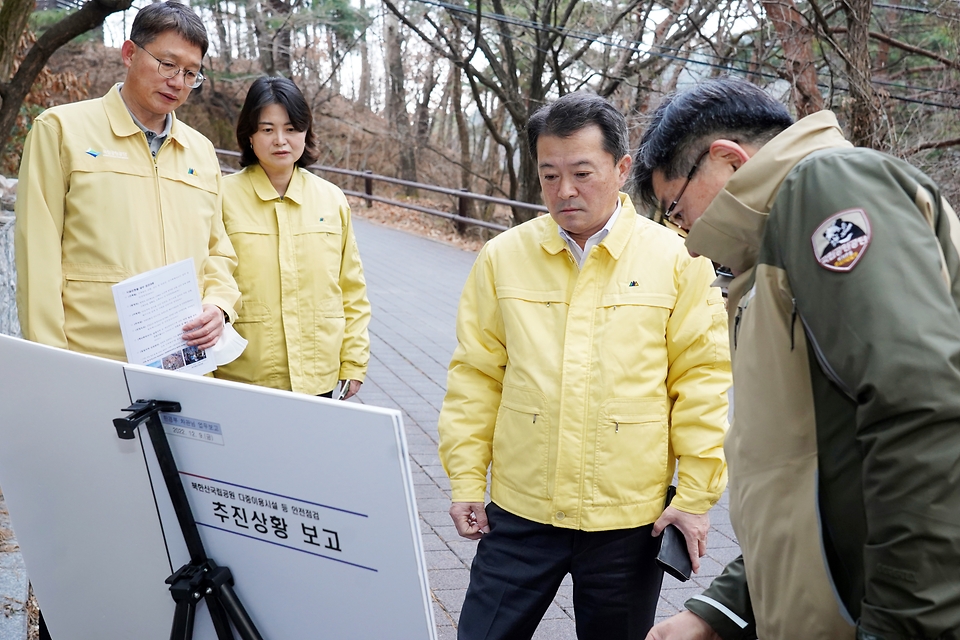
[
  {"x1": 635, "y1": 78, "x2": 960, "y2": 640},
  {"x1": 439, "y1": 92, "x2": 731, "y2": 639}
]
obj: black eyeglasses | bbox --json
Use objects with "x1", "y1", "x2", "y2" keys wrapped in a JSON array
[
  {"x1": 133, "y1": 41, "x2": 205, "y2": 89},
  {"x1": 663, "y1": 149, "x2": 709, "y2": 227}
]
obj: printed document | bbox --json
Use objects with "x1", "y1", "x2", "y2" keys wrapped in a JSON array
[{"x1": 112, "y1": 258, "x2": 216, "y2": 375}]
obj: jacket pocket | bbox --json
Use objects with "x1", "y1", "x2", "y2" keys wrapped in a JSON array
[
  {"x1": 592, "y1": 398, "x2": 668, "y2": 506},
  {"x1": 491, "y1": 385, "x2": 550, "y2": 499},
  {"x1": 596, "y1": 294, "x2": 673, "y2": 381},
  {"x1": 234, "y1": 300, "x2": 271, "y2": 324},
  {"x1": 220, "y1": 301, "x2": 278, "y2": 384},
  {"x1": 158, "y1": 165, "x2": 219, "y2": 195},
  {"x1": 295, "y1": 225, "x2": 343, "y2": 285},
  {"x1": 312, "y1": 305, "x2": 345, "y2": 380},
  {"x1": 61, "y1": 264, "x2": 131, "y2": 357},
  {"x1": 599, "y1": 292, "x2": 675, "y2": 309}
]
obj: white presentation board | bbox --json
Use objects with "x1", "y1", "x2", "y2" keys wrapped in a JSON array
[{"x1": 0, "y1": 334, "x2": 436, "y2": 639}]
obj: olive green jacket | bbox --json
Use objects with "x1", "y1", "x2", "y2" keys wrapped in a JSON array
[{"x1": 684, "y1": 111, "x2": 960, "y2": 640}]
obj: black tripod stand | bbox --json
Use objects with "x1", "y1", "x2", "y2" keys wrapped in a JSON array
[{"x1": 115, "y1": 400, "x2": 265, "y2": 640}]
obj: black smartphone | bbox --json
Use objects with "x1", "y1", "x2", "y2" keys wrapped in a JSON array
[{"x1": 656, "y1": 485, "x2": 693, "y2": 581}]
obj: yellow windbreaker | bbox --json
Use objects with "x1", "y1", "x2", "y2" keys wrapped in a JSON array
[
  {"x1": 15, "y1": 85, "x2": 240, "y2": 361},
  {"x1": 439, "y1": 194, "x2": 731, "y2": 531},
  {"x1": 214, "y1": 165, "x2": 370, "y2": 395}
]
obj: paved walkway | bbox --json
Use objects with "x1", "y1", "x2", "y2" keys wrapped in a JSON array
[{"x1": 350, "y1": 215, "x2": 740, "y2": 639}]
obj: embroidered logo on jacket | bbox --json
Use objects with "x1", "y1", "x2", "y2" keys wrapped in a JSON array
[
  {"x1": 85, "y1": 148, "x2": 100, "y2": 158},
  {"x1": 811, "y1": 208, "x2": 871, "y2": 272}
]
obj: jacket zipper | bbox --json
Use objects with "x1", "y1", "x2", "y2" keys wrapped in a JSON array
[
  {"x1": 796, "y1": 307, "x2": 856, "y2": 401},
  {"x1": 790, "y1": 298, "x2": 798, "y2": 351},
  {"x1": 733, "y1": 306, "x2": 743, "y2": 348},
  {"x1": 153, "y1": 135, "x2": 168, "y2": 263}
]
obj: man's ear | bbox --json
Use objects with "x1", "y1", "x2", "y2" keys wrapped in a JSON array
[
  {"x1": 708, "y1": 139, "x2": 751, "y2": 171},
  {"x1": 121, "y1": 40, "x2": 136, "y2": 69},
  {"x1": 616, "y1": 154, "x2": 633, "y2": 188}
]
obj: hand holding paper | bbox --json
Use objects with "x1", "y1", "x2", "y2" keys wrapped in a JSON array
[
  {"x1": 112, "y1": 259, "x2": 245, "y2": 374},
  {"x1": 182, "y1": 304, "x2": 226, "y2": 350}
]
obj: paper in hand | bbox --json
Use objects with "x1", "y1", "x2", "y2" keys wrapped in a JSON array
[{"x1": 112, "y1": 259, "x2": 216, "y2": 375}]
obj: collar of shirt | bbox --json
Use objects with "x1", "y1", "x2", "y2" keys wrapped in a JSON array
[
  {"x1": 558, "y1": 199, "x2": 622, "y2": 269},
  {"x1": 118, "y1": 83, "x2": 172, "y2": 157}
]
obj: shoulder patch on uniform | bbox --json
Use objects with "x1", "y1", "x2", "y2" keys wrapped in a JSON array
[{"x1": 811, "y1": 208, "x2": 871, "y2": 272}]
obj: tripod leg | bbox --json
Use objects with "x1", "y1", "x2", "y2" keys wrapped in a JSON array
[
  {"x1": 171, "y1": 600, "x2": 196, "y2": 640},
  {"x1": 218, "y1": 583, "x2": 265, "y2": 640},
  {"x1": 205, "y1": 592, "x2": 236, "y2": 640},
  {"x1": 39, "y1": 610, "x2": 51, "y2": 640}
]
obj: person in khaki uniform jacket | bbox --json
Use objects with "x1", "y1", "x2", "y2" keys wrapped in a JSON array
[
  {"x1": 636, "y1": 78, "x2": 960, "y2": 640},
  {"x1": 16, "y1": 1, "x2": 239, "y2": 362},
  {"x1": 439, "y1": 92, "x2": 731, "y2": 640},
  {"x1": 214, "y1": 77, "x2": 370, "y2": 398}
]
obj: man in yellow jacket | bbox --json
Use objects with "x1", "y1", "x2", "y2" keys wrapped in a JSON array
[
  {"x1": 438, "y1": 92, "x2": 731, "y2": 639},
  {"x1": 15, "y1": 1, "x2": 239, "y2": 361}
]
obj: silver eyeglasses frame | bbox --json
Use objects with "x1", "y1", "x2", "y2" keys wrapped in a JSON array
[{"x1": 133, "y1": 41, "x2": 205, "y2": 89}]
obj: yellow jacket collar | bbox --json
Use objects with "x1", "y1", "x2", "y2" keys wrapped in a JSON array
[
  {"x1": 685, "y1": 111, "x2": 851, "y2": 273},
  {"x1": 248, "y1": 164, "x2": 306, "y2": 204},
  {"x1": 540, "y1": 192, "x2": 638, "y2": 259},
  {"x1": 106, "y1": 84, "x2": 191, "y2": 149}
]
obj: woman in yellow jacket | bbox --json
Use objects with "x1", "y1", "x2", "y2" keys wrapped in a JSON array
[{"x1": 215, "y1": 77, "x2": 370, "y2": 398}]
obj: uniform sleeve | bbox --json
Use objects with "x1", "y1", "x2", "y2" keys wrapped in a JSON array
[
  {"x1": 14, "y1": 117, "x2": 69, "y2": 348},
  {"x1": 772, "y1": 154, "x2": 960, "y2": 638},
  {"x1": 438, "y1": 246, "x2": 506, "y2": 502},
  {"x1": 199, "y1": 154, "x2": 241, "y2": 321},
  {"x1": 337, "y1": 201, "x2": 371, "y2": 382},
  {"x1": 685, "y1": 555, "x2": 758, "y2": 639},
  {"x1": 665, "y1": 253, "x2": 732, "y2": 514}
]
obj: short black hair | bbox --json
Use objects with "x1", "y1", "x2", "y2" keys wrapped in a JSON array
[
  {"x1": 236, "y1": 76, "x2": 318, "y2": 168},
  {"x1": 527, "y1": 92, "x2": 629, "y2": 164},
  {"x1": 633, "y1": 77, "x2": 794, "y2": 209},
  {"x1": 130, "y1": 1, "x2": 208, "y2": 58}
]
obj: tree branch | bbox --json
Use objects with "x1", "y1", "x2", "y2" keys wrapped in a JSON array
[
  {"x1": 0, "y1": 0, "x2": 135, "y2": 155},
  {"x1": 829, "y1": 27, "x2": 960, "y2": 71}
]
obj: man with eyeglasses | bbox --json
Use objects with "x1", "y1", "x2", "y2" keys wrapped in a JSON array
[
  {"x1": 16, "y1": 1, "x2": 239, "y2": 365},
  {"x1": 634, "y1": 78, "x2": 960, "y2": 639}
]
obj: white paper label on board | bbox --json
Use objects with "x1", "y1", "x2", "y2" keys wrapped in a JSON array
[{"x1": 160, "y1": 413, "x2": 225, "y2": 446}]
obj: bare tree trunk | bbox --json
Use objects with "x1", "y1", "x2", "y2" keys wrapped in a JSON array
[
  {"x1": 213, "y1": 0, "x2": 232, "y2": 71},
  {"x1": 415, "y1": 51, "x2": 438, "y2": 150},
  {"x1": 384, "y1": 10, "x2": 417, "y2": 190},
  {"x1": 761, "y1": 0, "x2": 823, "y2": 117},
  {"x1": 0, "y1": 0, "x2": 33, "y2": 81},
  {"x1": 268, "y1": 0, "x2": 293, "y2": 77},
  {"x1": 326, "y1": 28, "x2": 341, "y2": 94},
  {"x1": 874, "y1": 0, "x2": 898, "y2": 75},
  {"x1": 358, "y1": 0, "x2": 371, "y2": 109},
  {"x1": 482, "y1": 101, "x2": 507, "y2": 197},
  {"x1": 516, "y1": 144, "x2": 540, "y2": 221},
  {"x1": 242, "y1": 0, "x2": 258, "y2": 60},
  {"x1": 246, "y1": 0, "x2": 274, "y2": 74},
  {"x1": 451, "y1": 66, "x2": 477, "y2": 230},
  {"x1": 844, "y1": 0, "x2": 886, "y2": 148}
]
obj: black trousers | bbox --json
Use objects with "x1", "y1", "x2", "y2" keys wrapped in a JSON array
[{"x1": 458, "y1": 502, "x2": 664, "y2": 640}]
